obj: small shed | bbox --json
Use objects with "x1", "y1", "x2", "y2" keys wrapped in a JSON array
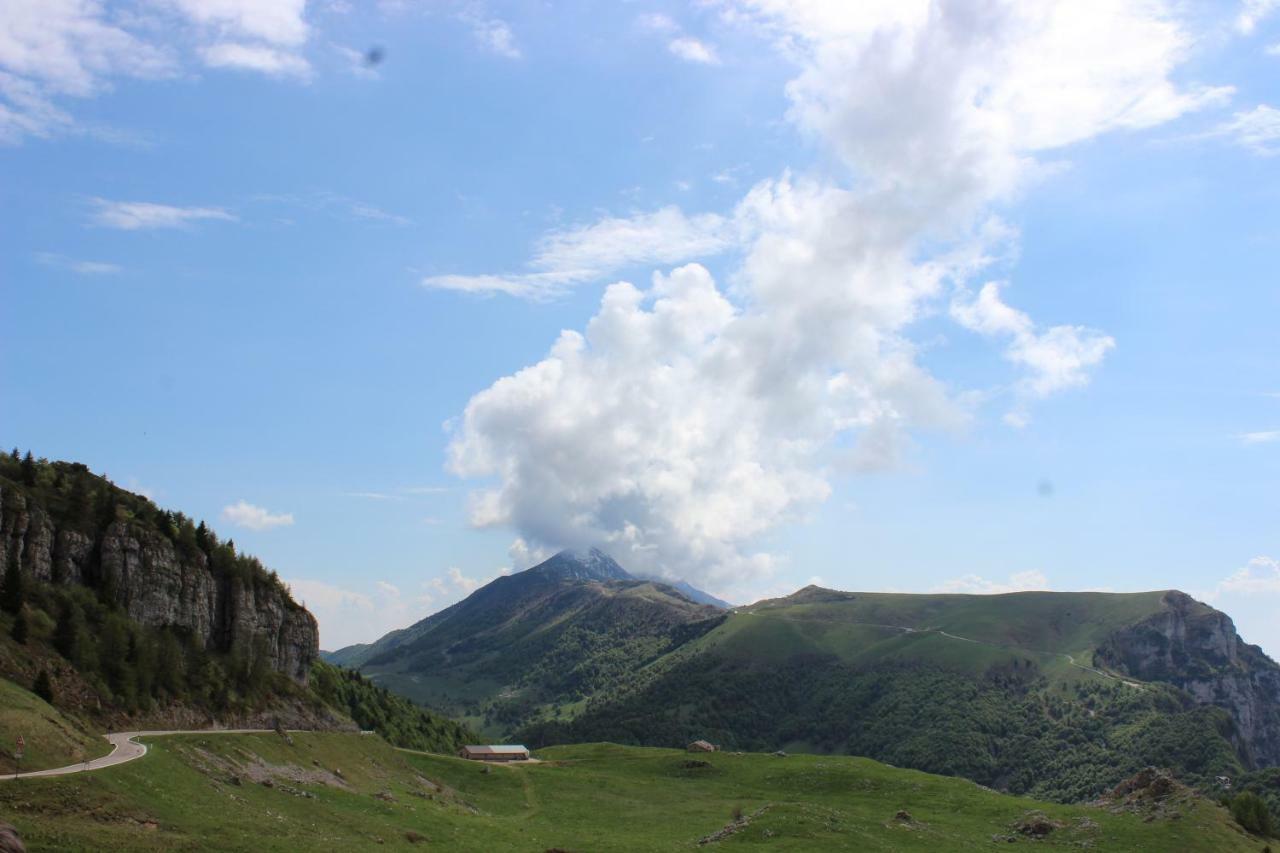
[
  {"x1": 459, "y1": 744, "x2": 531, "y2": 762},
  {"x1": 686, "y1": 740, "x2": 718, "y2": 753}
]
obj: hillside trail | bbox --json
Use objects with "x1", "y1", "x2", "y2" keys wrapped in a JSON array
[{"x1": 1, "y1": 729, "x2": 279, "y2": 781}]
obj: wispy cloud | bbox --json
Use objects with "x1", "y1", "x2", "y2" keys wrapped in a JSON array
[
  {"x1": 90, "y1": 198, "x2": 236, "y2": 230},
  {"x1": 1212, "y1": 104, "x2": 1280, "y2": 156},
  {"x1": 636, "y1": 13, "x2": 679, "y2": 34},
  {"x1": 344, "y1": 485, "x2": 450, "y2": 499},
  {"x1": 221, "y1": 500, "x2": 294, "y2": 530},
  {"x1": 932, "y1": 570, "x2": 1050, "y2": 595},
  {"x1": 1238, "y1": 0, "x2": 1280, "y2": 33},
  {"x1": 0, "y1": 0, "x2": 313, "y2": 144},
  {"x1": 456, "y1": 4, "x2": 520, "y2": 59},
  {"x1": 422, "y1": 206, "x2": 735, "y2": 299},
  {"x1": 669, "y1": 37, "x2": 720, "y2": 65},
  {"x1": 332, "y1": 43, "x2": 381, "y2": 79},
  {"x1": 635, "y1": 12, "x2": 721, "y2": 67},
  {"x1": 200, "y1": 43, "x2": 311, "y2": 79},
  {"x1": 1240, "y1": 430, "x2": 1280, "y2": 445},
  {"x1": 36, "y1": 252, "x2": 122, "y2": 275},
  {"x1": 256, "y1": 191, "x2": 411, "y2": 226},
  {"x1": 951, "y1": 281, "x2": 1115, "y2": 424}
]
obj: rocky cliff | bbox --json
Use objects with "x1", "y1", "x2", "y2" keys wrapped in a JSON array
[
  {"x1": 0, "y1": 479, "x2": 317, "y2": 684},
  {"x1": 1096, "y1": 590, "x2": 1280, "y2": 768}
]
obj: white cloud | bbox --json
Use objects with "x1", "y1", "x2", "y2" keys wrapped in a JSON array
[
  {"x1": 401, "y1": 485, "x2": 450, "y2": 495},
  {"x1": 200, "y1": 43, "x2": 311, "y2": 79},
  {"x1": 1203, "y1": 556, "x2": 1280, "y2": 662},
  {"x1": 0, "y1": 0, "x2": 314, "y2": 142},
  {"x1": 668, "y1": 37, "x2": 721, "y2": 65},
  {"x1": 1240, "y1": 430, "x2": 1280, "y2": 445},
  {"x1": 1213, "y1": 105, "x2": 1280, "y2": 155},
  {"x1": 444, "y1": 1, "x2": 1222, "y2": 591},
  {"x1": 332, "y1": 43, "x2": 380, "y2": 79},
  {"x1": 160, "y1": 0, "x2": 309, "y2": 46},
  {"x1": 1268, "y1": 42, "x2": 1280, "y2": 55},
  {"x1": 0, "y1": 0, "x2": 174, "y2": 141},
  {"x1": 286, "y1": 577, "x2": 433, "y2": 649},
  {"x1": 90, "y1": 199, "x2": 236, "y2": 230},
  {"x1": 422, "y1": 206, "x2": 735, "y2": 298},
  {"x1": 35, "y1": 252, "x2": 121, "y2": 275},
  {"x1": 221, "y1": 500, "x2": 294, "y2": 530},
  {"x1": 933, "y1": 570, "x2": 1050, "y2": 595},
  {"x1": 1237, "y1": 0, "x2": 1280, "y2": 33},
  {"x1": 509, "y1": 537, "x2": 551, "y2": 570},
  {"x1": 456, "y1": 5, "x2": 520, "y2": 59},
  {"x1": 446, "y1": 566, "x2": 482, "y2": 593},
  {"x1": 951, "y1": 281, "x2": 1116, "y2": 415},
  {"x1": 636, "y1": 13, "x2": 679, "y2": 34}
]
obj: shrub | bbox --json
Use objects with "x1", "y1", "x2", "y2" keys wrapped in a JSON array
[
  {"x1": 1231, "y1": 791, "x2": 1276, "y2": 837},
  {"x1": 32, "y1": 669, "x2": 54, "y2": 704}
]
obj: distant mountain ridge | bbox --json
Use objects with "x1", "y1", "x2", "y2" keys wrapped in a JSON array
[
  {"x1": 325, "y1": 549, "x2": 727, "y2": 733},
  {"x1": 518, "y1": 584, "x2": 1280, "y2": 802}
]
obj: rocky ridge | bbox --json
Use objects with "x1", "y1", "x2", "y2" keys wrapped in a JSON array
[
  {"x1": 0, "y1": 481, "x2": 317, "y2": 683},
  {"x1": 1095, "y1": 591, "x2": 1280, "y2": 768}
]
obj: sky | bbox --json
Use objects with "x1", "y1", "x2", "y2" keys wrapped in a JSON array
[{"x1": 1, "y1": 0, "x2": 1278, "y2": 655}]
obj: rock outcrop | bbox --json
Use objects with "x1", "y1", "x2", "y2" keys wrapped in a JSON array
[
  {"x1": 0, "y1": 483, "x2": 317, "y2": 684},
  {"x1": 1096, "y1": 591, "x2": 1280, "y2": 768}
]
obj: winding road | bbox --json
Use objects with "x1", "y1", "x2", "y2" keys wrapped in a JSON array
[{"x1": 2, "y1": 729, "x2": 275, "y2": 781}]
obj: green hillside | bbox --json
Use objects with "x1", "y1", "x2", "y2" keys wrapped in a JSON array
[
  {"x1": 0, "y1": 678, "x2": 110, "y2": 774},
  {"x1": 338, "y1": 551, "x2": 724, "y2": 737},
  {"x1": 517, "y1": 585, "x2": 1275, "y2": 803},
  {"x1": 0, "y1": 732, "x2": 1268, "y2": 851}
]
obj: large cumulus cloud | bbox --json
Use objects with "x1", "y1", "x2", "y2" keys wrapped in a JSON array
[{"x1": 446, "y1": 0, "x2": 1229, "y2": 591}]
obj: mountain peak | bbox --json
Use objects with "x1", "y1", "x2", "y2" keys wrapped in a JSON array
[{"x1": 529, "y1": 548, "x2": 633, "y2": 582}]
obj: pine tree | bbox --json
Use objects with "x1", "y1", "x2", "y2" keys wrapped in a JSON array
[
  {"x1": 32, "y1": 669, "x2": 54, "y2": 704},
  {"x1": 54, "y1": 603, "x2": 80, "y2": 664},
  {"x1": 11, "y1": 607, "x2": 28, "y2": 644},
  {"x1": 8, "y1": 448, "x2": 18, "y2": 462},
  {"x1": 20, "y1": 451, "x2": 36, "y2": 486},
  {"x1": 0, "y1": 561, "x2": 23, "y2": 614}
]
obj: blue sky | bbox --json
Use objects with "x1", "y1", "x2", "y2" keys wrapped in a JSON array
[{"x1": 2, "y1": 1, "x2": 1278, "y2": 655}]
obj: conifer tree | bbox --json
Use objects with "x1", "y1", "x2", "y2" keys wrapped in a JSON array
[
  {"x1": 20, "y1": 451, "x2": 36, "y2": 486},
  {"x1": 0, "y1": 561, "x2": 23, "y2": 614},
  {"x1": 32, "y1": 669, "x2": 53, "y2": 704},
  {"x1": 11, "y1": 607, "x2": 28, "y2": 644}
]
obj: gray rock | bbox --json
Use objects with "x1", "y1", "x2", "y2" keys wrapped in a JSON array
[{"x1": 0, "y1": 483, "x2": 318, "y2": 684}]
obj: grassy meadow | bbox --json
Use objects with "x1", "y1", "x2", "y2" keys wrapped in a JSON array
[{"x1": 0, "y1": 732, "x2": 1268, "y2": 851}]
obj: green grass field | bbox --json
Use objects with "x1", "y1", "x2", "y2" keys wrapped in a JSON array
[
  {"x1": 0, "y1": 732, "x2": 1268, "y2": 851},
  {"x1": 0, "y1": 678, "x2": 110, "y2": 774}
]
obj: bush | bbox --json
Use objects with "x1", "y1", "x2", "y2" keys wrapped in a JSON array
[
  {"x1": 32, "y1": 669, "x2": 54, "y2": 704},
  {"x1": 1231, "y1": 791, "x2": 1276, "y2": 837}
]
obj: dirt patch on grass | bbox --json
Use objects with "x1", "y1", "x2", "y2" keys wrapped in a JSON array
[{"x1": 182, "y1": 745, "x2": 350, "y2": 791}]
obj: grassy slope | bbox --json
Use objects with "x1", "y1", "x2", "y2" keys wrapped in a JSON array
[
  {"x1": 0, "y1": 733, "x2": 1264, "y2": 851},
  {"x1": 362, "y1": 578, "x2": 721, "y2": 738},
  {"x1": 0, "y1": 678, "x2": 110, "y2": 774},
  {"x1": 734, "y1": 589, "x2": 1175, "y2": 669}
]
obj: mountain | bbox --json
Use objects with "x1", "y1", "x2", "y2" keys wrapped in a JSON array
[
  {"x1": 328, "y1": 548, "x2": 725, "y2": 735},
  {"x1": 659, "y1": 579, "x2": 732, "y2": 609},
  {"x1": 513, "y1": 585, "x2": 1280, "y2": 803},
  {"x1": 0, "y1": 450, "x2": 473, "y2": 756}
]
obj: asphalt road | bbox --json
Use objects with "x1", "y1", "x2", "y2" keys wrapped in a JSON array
[{"x1": 1, "y1": 729, "x2": 275, "y2": 780}]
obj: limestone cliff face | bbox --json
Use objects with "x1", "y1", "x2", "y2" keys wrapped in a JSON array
[
  {"x1": 0, "y1": 484, "x2": 317, "y2": 684},
  {"x1": 1096, "y1": 591, "x2": 1280, "y2": 768}
]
